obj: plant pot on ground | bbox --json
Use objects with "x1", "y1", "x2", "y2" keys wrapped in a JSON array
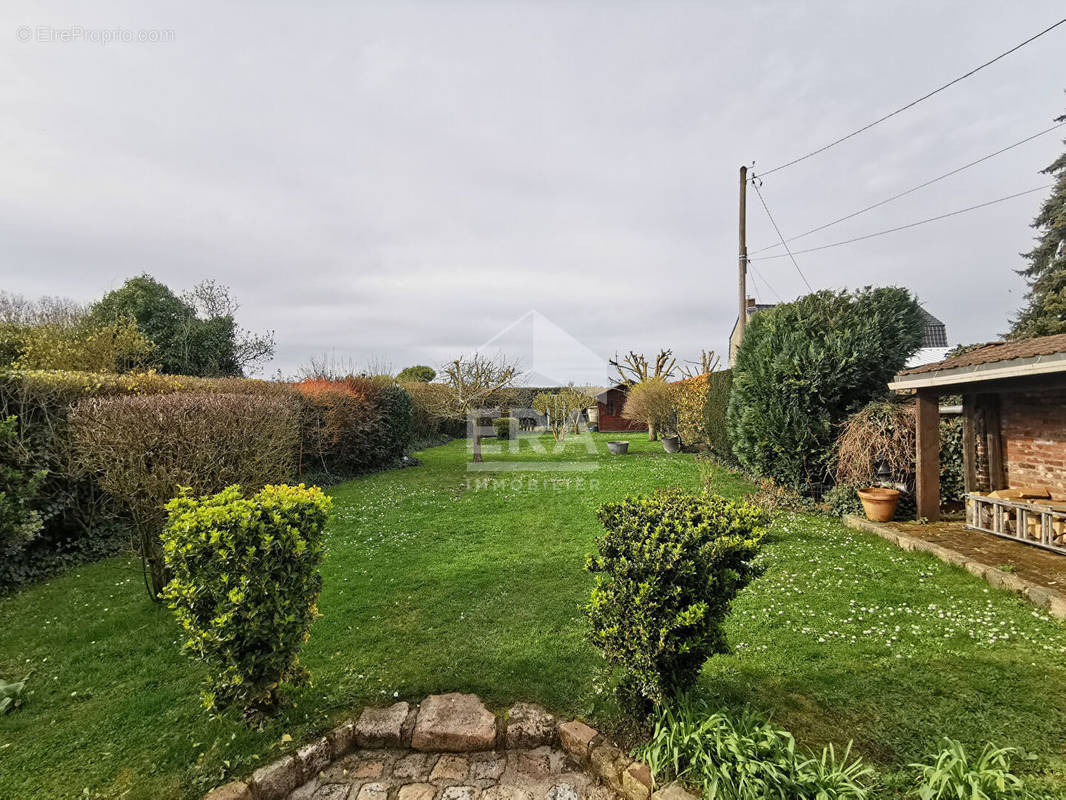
[
  {"x1": 661, "y1": 435, "x2": 681, "y2": 453},
  {"x1": 857, "y1": 487, "x2": 900, "y2": 522},
  {"x1": 607, "y1": 441, "x2": 629, "y2": 455}
]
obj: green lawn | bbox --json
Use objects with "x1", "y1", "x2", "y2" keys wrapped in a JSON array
[{"x1": 1, "y1": 433, "x2": 1065, "y2": 798}]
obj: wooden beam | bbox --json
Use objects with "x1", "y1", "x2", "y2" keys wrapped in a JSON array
[
  {"x1": 916, "y1": 389, "x2": 941, "y2": 521},
  {"x1": 984, "y1": 393, "x2": 1006, "y2": 490},
  {"x1": 895, "y1": 371, "x2": 1066, "y2": 398},
  {"x1": 962, "y1": 394, "x2": 976, "y2": 493}
]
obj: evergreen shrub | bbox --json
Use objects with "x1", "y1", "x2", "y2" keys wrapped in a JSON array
[
  {"x1": 161, "y1": 483, "x2": 331, "y2": 714},
  {"x1": 585, "y1": 489, "x2": 767, "y2": 715}
]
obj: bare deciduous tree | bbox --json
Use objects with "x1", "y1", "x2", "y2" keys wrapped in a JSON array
[
  {"x1": 533, "y1": 386, "x2": 597, "y2": 441},
  {"x1": 610, "y1": 349, "x2": 677, "y2": 386},
  {"x1": 182, "y1": 280, "x2": 276, "y2": 375},
  {"x1": 679, "y1": 349, "x2": 721, "y2": 378},
  {"x1": 426, "y1": 353, "x2": 519, "y2": 462}
]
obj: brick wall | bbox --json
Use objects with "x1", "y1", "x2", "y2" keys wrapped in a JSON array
[{"x1": 1002, "y1": 389, "x2": 1066, "y2": 491}]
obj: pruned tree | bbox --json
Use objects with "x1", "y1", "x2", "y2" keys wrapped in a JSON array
[
  {"x1": 622, "y1": 379, "x2": 677, "y2": 442},
  {"x1": 425, "y1": 353, "x2": 518, "y2": 462},
  {"x1": 610, "y1": 349, "x2": 677, "y2": 386},
  {"x1": 679, "y1": 349, "x2": 721, "y2": 378},
  {"x1": 533, "y1": 386, "x2": 597, "y2": 441}
]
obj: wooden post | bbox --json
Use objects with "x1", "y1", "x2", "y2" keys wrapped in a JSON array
[
  {"x1": 961, "y1": 394, "x2": 976, "y2": 493},
  {"x1": 916, "y1": 389, "x2": 940, "y2": 521},
  {"x1": 738, "y1": 165, "x2": 748, "y2": 344},
  {"x1": 983, "y1": 394, "x2": 1006, "y2": 490}
]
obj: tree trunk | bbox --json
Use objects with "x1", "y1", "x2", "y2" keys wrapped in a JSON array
[
  {"x1": 473, "y1": 432, "x2": 483, "y2": 463},
  {"x1": 648, "y1": 423, "x2": 657, "y2": 442},
  {"x1": 140, "y1": 525, "x2": 170, "y2": 601}
]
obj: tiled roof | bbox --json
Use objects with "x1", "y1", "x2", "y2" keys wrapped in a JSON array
[
  {"x1": 897, "y1": 333, "x2": 1066, "y2": 376},
  {"x1": 919, "y1": 308, "x2": 948, "y2": 347}
]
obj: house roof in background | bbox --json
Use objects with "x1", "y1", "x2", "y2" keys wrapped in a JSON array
[{"x1": 919, "y1": 307, "x2": 948, "y2": 348}]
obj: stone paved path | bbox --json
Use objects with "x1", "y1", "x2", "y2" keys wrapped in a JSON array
[
  {"x1": 288, "y1": 744, "x2": 614, "y2": 800},
  {"x1": 204, "y1": 693, "x2": 681, "y2": 800}
]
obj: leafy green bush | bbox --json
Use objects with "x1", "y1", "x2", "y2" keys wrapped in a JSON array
[
  {"x1": 825, "y1": 483, "x2": 864, "y2": 518},
  {"x1": 71, "y1": 393, "x2": 301, "y2": 597},
  {"x1": 493, "y1": 417, "x2": 514, "y2": 439},
  {"x1": 910, "y1": 739, "x2": 1029, "y2": 800},
  {"x1": 585, "y1": 489, "x2": 767, "y2": 715},
  {"x1": 939, "y1": 417, "x2": 965, "y2": 505},
  {"x1": 637, "y1": 697, "x2": 873, "y2": 800},
  {"x1": 161, "y1": 483, "x2": 331, "y2": 715},
  {"x1": 728, "y1": 288, "x2": 923, "y2": 492},
  {"x1": 397, "y1": 365, "x2": 435, "y2": 382},
  {"x1": 0, "y1": 416, "x2": 46, "y2": 558}
]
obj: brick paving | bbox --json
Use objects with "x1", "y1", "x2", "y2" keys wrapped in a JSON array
[{"x1": 878, "y1": 519, "x2": 1066, "y2": 591}]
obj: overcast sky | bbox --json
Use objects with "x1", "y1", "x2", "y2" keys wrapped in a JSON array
[{"x1": 2, "y1": 2, "x2": 1064, "y2": 381}]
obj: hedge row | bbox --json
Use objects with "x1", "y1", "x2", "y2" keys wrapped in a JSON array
[{"x1": 0, "y1": 370, "x2": 414, "y2": 590}]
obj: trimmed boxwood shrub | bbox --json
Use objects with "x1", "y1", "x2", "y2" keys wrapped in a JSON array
[
  {"x1": 70, "y1": 392, "x2": 301, "y2": 597},
  {"x1": 161, "y1": 483, "x2": 332, "y2": 715},
  {"x1": 493, "y1": 417, "x2": 514, "y2": 439},
  {"x1": 585, "y1": 489, "x2": 768, "y2": 715},
  {"x1": 727, "y1": 288, "x2": 923, "y2": 492}
]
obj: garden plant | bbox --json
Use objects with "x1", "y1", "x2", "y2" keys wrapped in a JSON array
[{"x1": 161, "y1": 483, "x2": 332, "y2": 715}]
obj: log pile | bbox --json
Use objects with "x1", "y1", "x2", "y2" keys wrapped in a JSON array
[{"x1": 967, "y1": 487, "x2": 1066, "y2": 550}]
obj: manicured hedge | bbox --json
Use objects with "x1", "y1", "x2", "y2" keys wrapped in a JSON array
[
  {"x1": 704, "y1": 370, "x2": 733, "y2": 461},
  {"x1": 0, "y1": 370, "x2": 413, "y2": 590},
  {"x1": 70, "y1": 392, "x2": 301, "y2": 596},
  {"x1": 0, "y1": 370, "x2": 294, "y2": 589},
  {"x1": 294, "y1": 377, "x2": 412, "y2": 478}
]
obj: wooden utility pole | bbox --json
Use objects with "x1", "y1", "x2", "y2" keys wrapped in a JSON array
[{"x1": 737, "y1": 165, "x2": 748, "y2": 344}]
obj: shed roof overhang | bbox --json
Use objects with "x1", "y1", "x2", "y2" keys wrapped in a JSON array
[{"x1": 888, "y1": 351, "x2": 1066, "y2": 393}]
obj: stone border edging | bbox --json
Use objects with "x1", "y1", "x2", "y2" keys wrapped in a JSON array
[
  {"x1": 203, "y1": 693, "x2": 698, "y2": 800},
  {"x1": 843, "y1": 514, "x2": 1066, "y2": 618}
]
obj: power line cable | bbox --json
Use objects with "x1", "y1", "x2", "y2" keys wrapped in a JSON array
[
  {"x1": 751, "y1": 120, "x2": 1066, "y2": 254},
  {"x1": 748, "y1": 263, "x2": 783, "y2": 302},
  {"x1": 748, "y1": 184, "x2": 1049, "y2": 261},
  {"x1": 751, "y1": 179, "x2": 814, "y2": 291},
  {"x1": 754, "y1": 17, "x2": 1066, "y2": 178}
]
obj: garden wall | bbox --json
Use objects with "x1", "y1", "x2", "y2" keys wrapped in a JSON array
[{"x1": 1001, "y1": 389, "x2": 1066, "y2": 490}]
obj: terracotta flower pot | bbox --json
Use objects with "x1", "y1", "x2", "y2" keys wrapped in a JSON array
[{"x1": 857, "y1": 487, "x2": 900, "y2": 522}]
